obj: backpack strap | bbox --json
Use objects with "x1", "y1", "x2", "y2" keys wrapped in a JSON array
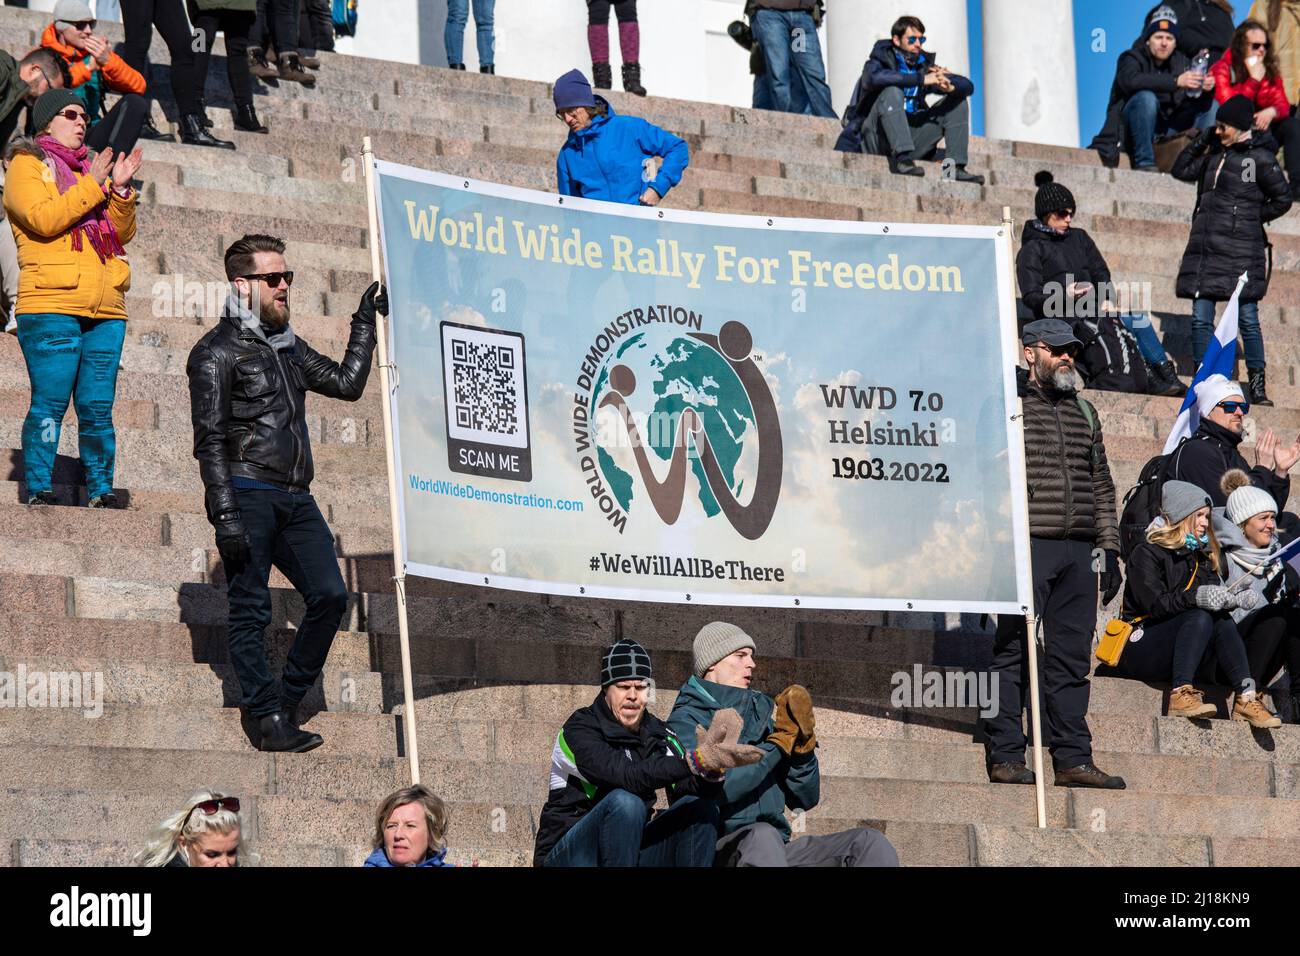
[{"x1": 1075, "y1": 395, "x2": 1101, "y2": 472}]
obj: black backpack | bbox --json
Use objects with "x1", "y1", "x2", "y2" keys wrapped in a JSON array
[
  {"x1": 1119, "y1": 452, "x2": 1169, "y2": 560},
  {"x1": 1073, "y1": 316, "x2": 1148, "y2": 394}
]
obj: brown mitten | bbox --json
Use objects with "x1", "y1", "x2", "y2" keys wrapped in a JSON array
[
  {"x1": 692, "y1": 707, "x2": 764, "y2": 773},
  {"x1": 767, "y1": 687, "x2": 800, "y2": 755},
  {"x1": 783, "y1": 684, "x2": 818, "y2": 755}
]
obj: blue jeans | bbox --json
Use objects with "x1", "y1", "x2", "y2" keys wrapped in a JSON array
[
  {"x1": 1192, "y1": 297, "x2": 1264, "y2": 370},
  {"x1": 1119, "y1": 313, "x2": 1170, "y2": 365},
  {"x1": 543, "y1": 791, "x2": 719, "y2": 867},
  {"x1": 751, "y1": 9, "x2": 834, "y2": 118},
  {"x1": 222, "y1": 487, "x2": 348, "y2": 717},
  {"x1": 444, "y1": 0, "x2": 495, "y2": 66},
  {"x1": 16, "y1": 314, "x2": 125, "y2": 499},
  {"x1": 753, "y1": 70, "x2": 809, "y2": 113},
  {"x1": 1122, "y1": 90, "x2": 1204, "y2": 168}
]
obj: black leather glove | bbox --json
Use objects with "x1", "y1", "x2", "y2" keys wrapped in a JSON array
[
  {"x1": 213, "y1": 510, "x2": 251, "y2": 568},
  {"x1": 354, "y1": 280, "x2": 387, "y2": 326},
  {"x1": 1099, "y1": 549, "x2": 1123, "y2": 605}
]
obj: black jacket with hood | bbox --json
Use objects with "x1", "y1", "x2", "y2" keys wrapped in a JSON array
[
  {"x1": 1121, "y1": 538, "x2": 1222, "y2": 623},
  {"x1": 532, "y1": 693, "x2": 714, "y2": 866},
  {"x1": 1171, "y1": 127, "x2": 1293, "y2": 302},
  {"x1": 1016, "y1": 220, "x2": 1115, "y2": 321},
  {"x1": 1166, "y1": 417, "x2": 1291, "y2": 511},
  {"x1": 1089, "y1": 39, "x2": 1209, "y2": 161}
]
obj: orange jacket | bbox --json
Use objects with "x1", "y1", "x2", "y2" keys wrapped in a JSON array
[{"x1": 40, "y1": 23, "x2": 146, "y2": 95}]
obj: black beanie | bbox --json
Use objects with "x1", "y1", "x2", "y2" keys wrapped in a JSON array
[
  {"x1": 1216, "y1": 94, "x2": 1255, "y2": 133},
  {"x1": 31, "y1": 89, "x2": 85, "y2": 134},
  {"x1": 600, "y1": 639, "x2": 652, "y2": 686},
  {"x1": 1034, "y1": 170, "x2": 1075, "y2": 220}
]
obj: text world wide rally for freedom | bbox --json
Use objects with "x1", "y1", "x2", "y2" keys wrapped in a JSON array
[{"x1": 402, "y1": 202, "x2": 967, "y2": 292}]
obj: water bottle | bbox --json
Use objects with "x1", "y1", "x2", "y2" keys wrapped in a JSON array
[{"x1": 1192, "y1": 49, "x2": 1210, "y2": 80}]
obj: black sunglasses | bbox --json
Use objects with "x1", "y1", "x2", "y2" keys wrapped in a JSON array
[
  {"x1": 1250, "y1": 41, "x2": 1270, "y2": 50},
  {"x1": 68, "y1": 19, "x2": 97, "y2": 30},
  {"x1": 182, "y1": 797, "x2": 240, "y2": 829},
  {"x1": 1034, "y1": 342, "x2": 1079, "y2": 358},
  {"x1": 241, "y1": 271, "x2": 294, "y2": 288}
]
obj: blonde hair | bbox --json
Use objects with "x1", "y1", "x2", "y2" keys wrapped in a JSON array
[
  {"x1": 132, "y1": 789, "x2": 256, "y2": 867},
  {"x1": 1147, "y1": 510, "x2": 1221, "y2": 573},
  {"x1": 372, "y1": 785, "x2": 449, "y2": 859}
]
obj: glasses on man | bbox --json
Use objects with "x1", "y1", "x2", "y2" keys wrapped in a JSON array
[
  {"x1": 55, "y1": 108, "x2": 87, "y2": 124},
  {"x1": 181, "y1": 797, "x2": 240, "y2": 829},
  {"x1": 1217, "y1": 401, "x2": 1250, "y2": 415},
  {"x1": 241, "y1": 271, "x2": 294, "y2": 288},
  {"x1": 69, "y1": 19, "x2": 96, "y2": 31},
  {"x1": 1034, "y1": 342, "x2": 1079, "y2": 359}
]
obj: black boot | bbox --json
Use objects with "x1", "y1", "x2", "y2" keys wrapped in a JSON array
[
  {"x1": 1148, "y1": 360, "x2": 1187, "y2": 397},
  {"x1": 953, "y1": 164, "x2": 985, "y2": 184},
  {"x1": 592, "y1": 61, "x2": 613, "y2": 90},
  {"x1": 1248, "y1": 367, "x2": 1274, "y2": 407},
  {"x1": 233, "y1": 103, "x2": 269, "y2": 133},
  {"x1": 479, "y1": 64, "x2": 495, "y2": 74},
  {"x1": 448, "y1": 62, "x2": 466, "y2": 71},
  {"x1": 1289, "y1": 692, "x2": 1300, "y2": 725},
  {"x1": 138, "y1": 114, "x2": 174, "y2": 142},
  {"x1": 180, "y1": 113, "x2": 236, "y2": 150},
  {"x1": 257, "y1": 712, "x2": 323, "y2": 753},
  {"x1": 889, "y1": 151, "x2": 924, "y2": 177},
  {"x1": 196, "y1": 97, "x2": 213, "y2": 128},
  {"x1": 622, "y1": 61, "x2": 646, "y2": 96}
]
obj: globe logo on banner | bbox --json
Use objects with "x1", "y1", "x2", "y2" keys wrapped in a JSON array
[{"x1": 581, "y1": 319, "x2": 782, "y2": 540}]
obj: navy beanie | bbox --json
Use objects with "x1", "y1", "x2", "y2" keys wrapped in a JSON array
[
  {"x1": 1143, "y1": 5, "x2": 1180, "y2": 42},
  {"x1": 553, "y1": 69, "x2": 596, "y2": 112}
]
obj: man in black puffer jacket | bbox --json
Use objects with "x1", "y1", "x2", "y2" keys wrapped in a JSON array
[
  {"x1": 186, "y1": 234, "x2": 381, "y2": 754},
  {"x1": 980, "y1": 319, "x2": 1126, "y2": 791}
]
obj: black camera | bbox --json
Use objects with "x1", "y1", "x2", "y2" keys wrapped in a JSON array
[{"x1": 728, "y1": 19, "x2": 754, "y2": 51}]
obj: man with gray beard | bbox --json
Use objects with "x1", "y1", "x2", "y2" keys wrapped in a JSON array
[{"x1": 981, "y1": 319, "x2": 1127, "y2": 790}]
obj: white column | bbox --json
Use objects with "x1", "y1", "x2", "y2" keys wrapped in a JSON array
[
  {"x1": 827, "y1": 0, "x2": 969, "y2": 117},
  {"x1": 982, "y1": 0, "x2": 1079, "y2": 146}
]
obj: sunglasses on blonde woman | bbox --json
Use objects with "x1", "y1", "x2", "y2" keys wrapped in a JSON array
[{"x1": 182, "y1": 797, "x2": 241, "y2": 829}]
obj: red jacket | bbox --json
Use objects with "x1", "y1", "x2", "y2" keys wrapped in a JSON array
[{"x1": 1209, "y1": 48, "x2": 1291, "y2": 119}]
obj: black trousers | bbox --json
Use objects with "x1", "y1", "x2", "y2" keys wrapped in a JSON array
[
  {"x1": 300, "y1": 0, "x2": 334, "y2": 52},
  {"x1": 85, "y1": 92, "x2": 148, "y2": 155},
  {"x1": 191, "y1": 10, "x2": 255, "y2": 108},
  {"x1": 120, "y1": 0, "x2": 201, "y2": 115},
  {"x1": 221, "y1": 487, "x2": 348, "y2": 718},
  {"x1": 1234, "y1": 602, "x2": 1300, "y2": 690},
  {"x1": 1113, "y1": 608, "x2": 1250, "y2": 691},
  {"x1": 251, "y1": 0, "x2": 300, "y2": 55},
  {"x1": 982, "y1": 538, "x2": 1097, "y2": 770},
  {"x1": 587, "y1": 0, "x2": 637, "y2": 24},
  {"x1": 1269, "y1": 116, "x2": 1300, "y2": 188}
]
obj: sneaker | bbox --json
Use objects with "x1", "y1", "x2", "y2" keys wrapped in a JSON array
[
  {"x1": 87, "y1": 493, "x2": 119, "y2": 509},
  {"x1": 1233, "y1": 693, "x2": 1282, "y2": 729},
  {"x1": 1053, "y1": 763, "x2": 1126, "y2": 789},
  {"x1": 1134, "y1": 164, "x2": 1161, "y2": 173},
  {"x1": 888, "y1": 152, "x2": 924, "y2": 177},
  {"x1": 1168, "y1": 684, "x2": 1217, "y2": 718},
  {"x1": 953, "y1": 165, "x2": 985, "y2": 184},
  {"x1": 988, "y1": 761, "x2": 1035, "y2": 784},
  {"x1": 26, "y1": 491, "x2": 58, "y2": 506}
]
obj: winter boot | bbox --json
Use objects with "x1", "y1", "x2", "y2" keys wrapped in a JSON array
[
  {"x1": 278, "y1": 52, "x2": 317, "y2": 86},
  {"x1": 1148, "y1": 361, "x2": 1187, "y2": 397},
  {"x1": 448, "y1": 62, "x2": 466, "y2": 70},
  {"x1": 248, "y1": 46, "x2": 279, "y2": 80},
  {"x1": 479, "y1": 64, "x2": 495, "y2": 74},
  {"x1": 1233, "y1": 692, "x2": 1282, "y2": 728},
  {"x1": 180, "y1": 114, "x2": 236, "y2": 150},
  {"x1": 233, "y1": 103, "x2": 269, "y2": 133},
  {"x1": 1247, "y1": 367, "x2": 1273, "y2": 407},
  {"x1": 299, "y1": 53, "x2": 321, "y2": 69},
  {"x1": 196, "y1": 97, "x2": 213, "y2": 128},
  {"x1": 592, "y1": 61, "x2": 613, "y2": 90},
  {"x1": 257, "y1": 712, "x2": 323, "y2": 753},
  {"x1": 1168, "y1": 684, "x2": 1216, "y2": 719},
  {"x1": 622, "y1": 61, "x2": 646, "y2": 96},
  {"x1": 138, "y1": 114, "x2": 173, "y2": 141}
]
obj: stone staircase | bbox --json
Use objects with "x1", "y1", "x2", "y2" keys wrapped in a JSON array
[{"x1": 1, "y1": 6, "x2": 1298, "y2": 867}]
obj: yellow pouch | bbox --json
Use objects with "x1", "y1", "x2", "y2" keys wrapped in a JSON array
[{"x1": 1096, "y1": 617, "x2": 1142, "y2": 667}]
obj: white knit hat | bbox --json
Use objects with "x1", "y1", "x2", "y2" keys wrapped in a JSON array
[
  {"x1": 1226, "y1": 484, "x2": 1277, "y2": 526},
  {"x1": 693, "y1": 622, "x2": 756, "y2": 678},
  {"x1": 1195, "y1": 374, "x2": 1245, "y2": 419}
]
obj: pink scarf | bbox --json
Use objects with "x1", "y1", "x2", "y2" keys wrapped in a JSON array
[{"x1": 35, "y1": 134, "x2": 125, "y2": 263}]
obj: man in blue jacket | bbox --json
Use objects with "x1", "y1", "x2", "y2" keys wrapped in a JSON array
[
  {"x1": 835, "y1": 14, "x2": 983, "y2": 183},
  {"x1": 553, "y1": 68, "x2": 688, "y2": 206},
  {"x1": 668, "y1": 622, "x2": 901, "y2": 867}
]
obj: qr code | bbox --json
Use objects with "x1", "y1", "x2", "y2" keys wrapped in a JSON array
[{"x1": 440, "y1": 323, "x2": 528, "y2": 450}]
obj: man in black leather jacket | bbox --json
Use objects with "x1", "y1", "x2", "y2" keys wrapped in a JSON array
[{"x1": 185, "y1": 233, "x2": 384, "y2": 753}]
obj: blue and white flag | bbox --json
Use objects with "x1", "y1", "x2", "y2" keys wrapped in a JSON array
[{"x1": 1163, "y1": 273, "x2": 1247, "y2": 454}]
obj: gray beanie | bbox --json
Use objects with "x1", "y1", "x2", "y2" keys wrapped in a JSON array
[
  {"x1": 693, "y1": 621, "x2": 756, "y2": 678},
  {"x1": 1161, "y1": 480, "x2": 1212, "y2": 525},
  {"x1": 31, "y1": 89, "x2": 85, "y2": 133},
  {"x1": 53, "y1": 0, "x2": 94, "y2": 27}
]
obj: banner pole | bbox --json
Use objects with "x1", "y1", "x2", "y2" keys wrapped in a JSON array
[
  {"x1": 1002, "y1": 206, "x2": 1047, "y2": 828},
  {"x1": 362, "y1": 136, "x2": 422, "y2": 785}
]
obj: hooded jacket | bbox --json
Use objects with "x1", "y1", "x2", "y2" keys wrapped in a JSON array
[
  {"x1": 362, "y1": 846, "x2": 452, "y2": 867},
  {"x1": 1016, "y1": 220, "x2": 1115, "y2": 321},
  {"x1": 1171, "y1": 127, "x2": 1292, "y2": 302},
  {"x1": 1166, "y1": 417, "x2": 1290, "y2": 511},
  {"x1": 666, "y1": 676, "x2": 818, "y2": 840},
  {"x1": 1121, "y1": 537, "x2": 1223, "y2": 622},
  {"x1": 1018, "y1": 367, "x2": 1121, "y2": 551},
  {"x1": 185, "y1": 292, "x2": 375, "y2": 521},
  {"x1": 0, "y1": 49, "x2": 31, "y2": 153},
  {"x1": 40, "y1": 22, "x2": 145, "y2": 120},
  {"x1": 1212, "y1": 507, "x2": 1298, "y2": 622},
  {"x1": 532, "y1": 693, "x2": 711, "y2": 867},
  {"x1": 555, "y1": 96, "x2": 689, "y2": 206},
  {"x1": 3, "y1": 137, "x2": 136, "y2": 320}
]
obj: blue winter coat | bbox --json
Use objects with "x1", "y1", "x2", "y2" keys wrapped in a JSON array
[
  {"x1": 362, "y1": 846, "x2": 453, "y2": 867},
  {"x1": 556, "y1": 96, "x2": 689, "y2": 206},
  {"x1": 666, "y1": 676, "x2": 819, "y2": 840}
]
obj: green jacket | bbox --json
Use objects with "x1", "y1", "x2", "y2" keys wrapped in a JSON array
[
  {"x1": 667, "y1": 676, "x2": 819, "y2": 840},
  {"x1": 0, "y1": 50, "x2": 29, "y2": 154},
  {"x1": 189, "y1": 0, "x2": 258, "y2": 13}
]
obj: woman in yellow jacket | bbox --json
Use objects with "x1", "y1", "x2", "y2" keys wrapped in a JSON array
[{"x1": 4, "y1": 88, "x2": 141, "y2": 508}]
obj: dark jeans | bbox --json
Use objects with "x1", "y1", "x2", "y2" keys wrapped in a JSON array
[
  {"x1": 753, "y1": 70, "x2": 808, "y2": 113},
  {"x1": 1118, "y1": 313, "x2": 1171, "y2": 366},
  {"x1": 1122, "y1": 90, "x2": 1207, "y2": 168},
  {"x1": 1114, "y1": 608, "x2": 1251, "y2": 691},
  {"x1": 120, "y1": 0, "x2": 202, "y2": 115},
  {"x1": 251, "y1": 0, "x2": 299, "y2": 55},
  {"x1": 85, "y1": 92, "x2": 148, "y2": 155},
  {"x1": 750, "y1": 8, "x2": 834, "y2": 117},
  {"x1": 542, "y1": 791, "x2": 718, "y2": 867},
  {"x1": 1235, "y1": 603, "x2": 1300, "y2": 690},
  {"x1": 300, "y1": 0, "x2": 335, "y2": 52},
  {"x1": 1192, "y1": 297, "x2": 1264, "y2": 370},
  {"x1": 191, "y1": 10, "x2": 255, "y2": 108},
  {"x1": 222, "y1": 486, "x2": 347, "y2": 718},
  {"x1": 982, "y1": 538, "x2": 1097, "y2": 770}
]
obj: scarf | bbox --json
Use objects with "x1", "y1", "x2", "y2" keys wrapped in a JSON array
[
  {"x1": 225, "y1": 290, "x2": 297, "y2": 352},
  {"x1": 895, "y1": 48, "x2": 928, "y2": 115},
  {"x1": 36, "y1": 134, "x2": 125, "y2": 264}
]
